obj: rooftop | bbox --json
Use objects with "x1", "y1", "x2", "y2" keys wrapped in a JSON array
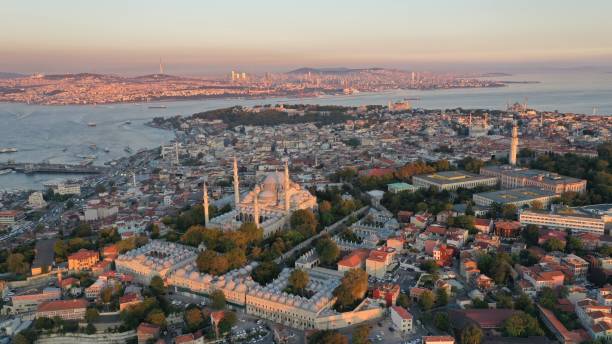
[
  {"x1": 475, "y1": 187, "x2": 556, "y2": 204},
  {"x1": 414, "y1": 170, "x2": 496, "y2": 185}
]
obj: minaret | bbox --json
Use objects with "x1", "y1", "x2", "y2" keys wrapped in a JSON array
[
  {"x1": 203, "y1": 182, "x2": 209, "y2": 227},
  {"x1": 509, "y1": 123, "x2": 519, "y2": 166},
  {"x1": 253, "y1": 187, "x2": 260, "y2": 227},
  {"x1": 284, "y1": 161, "x2": 291, "y2": 214},
  {"x1": 233, "y1": 157, "x2": 240, "y2": 208}
]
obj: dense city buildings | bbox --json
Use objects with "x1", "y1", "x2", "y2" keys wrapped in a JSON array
[{"x1": 0, "y1": 101, "x2": 611, "y2": 344}]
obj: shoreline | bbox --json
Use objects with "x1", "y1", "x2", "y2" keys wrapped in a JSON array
[{"x1": 0, "y1": 84, "x2": 510, "y2": 107}]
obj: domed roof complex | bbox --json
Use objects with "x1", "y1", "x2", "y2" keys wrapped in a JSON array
[{"x1": 208, "y1": 159, "x2": 317, "y2": 238}]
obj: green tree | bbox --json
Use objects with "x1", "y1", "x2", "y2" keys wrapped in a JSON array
[
  {"x1": 353, "y1": 324, "x2": 370, "y2": 344},
  {"x1": 333, "y1": 269, "x2": 368, "y2": 311},
  {"x1": 502, "y1": 313, "x2": 544, "y2": 337},
  {"x1": 436, "y1": 288, "x2": 448, "y2": 307},
  {"x1": 308, "y1": 330, "x2": 349, "y2": 344},
  {"x1": 397, "y1": 293, "x2": 411, "y2": 308},
  {"x1": 434, "y1": 312, "x2": 450, "y2": 332},
  {"x1": 85, "y1": 308, "x2": 100, "y2": 323},
  {"x1": 461, "y1": 324, "x2": 483, "y2": 344},
  {"x1": 210, "y1": 289, "x2": 226, "y2": 310},
  {"x1": 149, "y1": 275, "x2": 166, "y2": 295},
  {"x1": 251, "y1": 261, "x2": 281, "y2": 285},
  {"x1": 316, "y1": 237, "x2": 340, "y2": 265},
  {"x1": 12, "y1": 333, "x2": 29, "y2": 344},
  {"x1": 419, "y1": 290, "x2": 435, "y2": 311},
  {"x1": 544, "y1": 238, "x2": 565, "y2": 252},
  {"x1": 420, "y1": 259, "x2": 440, "y2": 273},
  {"x1": 100, "y1": 286, "x2": 114, "y2": 303},
  {"x1": 288, "y1": 269, "x2": 309, "y2": 293},
  {"x1": 146, "y1": 308, "x2": 166, "y2": 327},
  {"x1": 184, "y1": 307, "x2": 203, "y2": 331},
  {"x1": 514, "y1": 293, "x2": 536, "y2": 315},
  {"x1": 7, "y1": 253, "x2": 29, "y2": 275},
  {"x1": 291, "y1": 209, "x2": 318, "y2": 236},
  {"x1": 522, "y1": 224, "x2": 540, "y2": 246}
]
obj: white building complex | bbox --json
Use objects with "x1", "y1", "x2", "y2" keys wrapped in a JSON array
[
  {"x1": 520, "y1": 204, "x2": 612, "y2": 235},
  {"x1": 115, "y1": 240, "x2": 198, "y2": 284},
  {"x1": 119, "y1": 241, "x2": 384, "y2": 330},
  {"x1": 412, "y1": 171, "x2": 497, "y2": 191},
  {"x1": 207, "y1": 158, "x2": 317, "y2": 237}
]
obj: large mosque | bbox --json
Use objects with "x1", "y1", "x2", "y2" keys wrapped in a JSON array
[{"x1": 204, "y1": 158, "x2": 317, "y2": 237}]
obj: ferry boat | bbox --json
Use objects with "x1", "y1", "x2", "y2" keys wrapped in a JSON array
[
  {"x1": 0, "y1": 147, "x2": 17, "y2": 153},
  {"x1": 148, "y1": 105, "x2": 167, "y2": 109},
  {"x1": 87, "y1": 122, "x2": 97, "y2": 127}
]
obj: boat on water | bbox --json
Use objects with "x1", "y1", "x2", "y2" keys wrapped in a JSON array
[
  {"x1": 0, "y1": 169, "x2": 13, "y2": 175},
  {"x1": 87, "y1": 122, "x2": 97, "y2": 127},
  {"x1": 77, "y1": 154, "x2": 97, "y2": 160},
  {"x1": 124, "y1": 146, "x2": 133, "y2": 154},
  {"x1": 62, "y1": 147, "x2": 68, "y2": 152},
  {"x1": 0, "y1": 147, "x2": 18, "y2": 153},
  {"x1": 104, "y1": 147, "x2": 110, "y2": 153},
  {"x1": 80, "y1": 159, "x2": 94, "y2": 166},
  {"x1": 148, "y1": 105, "x2": 167, "y2": 109},
  {"x1": 124, "y1": 120, "x2": 132, "y2": 125},
  {"x1": 404, "y1": 97, "x2": 421, "y2": 101},
  {"x1": 89, "y1": 144, "x2": 97, "y2": 150}
]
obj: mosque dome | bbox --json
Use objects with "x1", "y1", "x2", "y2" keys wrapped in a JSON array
[{"x1": 258, "y1": 190, "x2": 277, "y2": 204}]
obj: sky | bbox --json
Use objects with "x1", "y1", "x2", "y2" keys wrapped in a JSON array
[{"x1": 2, "y1": 0, "x2": 612, "y2": 75}]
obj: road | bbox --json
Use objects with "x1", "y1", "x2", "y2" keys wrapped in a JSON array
[{"x1": 274, "y1": 206, "x2": 369, "y2": 264}]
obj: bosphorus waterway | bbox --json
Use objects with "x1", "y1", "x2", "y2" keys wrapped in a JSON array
[{"x1": 1, "y1": 69, "x2": 611, "y2": 191}]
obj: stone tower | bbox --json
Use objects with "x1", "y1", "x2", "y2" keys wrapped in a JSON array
[{"x1": 509, "y1": 123, "x2": 519, "y2": 166}]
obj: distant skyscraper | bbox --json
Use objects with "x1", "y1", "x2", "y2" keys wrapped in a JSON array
[{"x1": 159, "y1": 58, "x2": 164, "y2": 74}]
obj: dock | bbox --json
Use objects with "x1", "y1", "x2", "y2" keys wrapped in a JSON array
[{"x1": 0, "y1": 162, "x2": 108, "y2": 175}]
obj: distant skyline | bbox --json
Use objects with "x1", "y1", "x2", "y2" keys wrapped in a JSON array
[{"x1": 2, "y1": 0, "x2": 612, "y2": 75}]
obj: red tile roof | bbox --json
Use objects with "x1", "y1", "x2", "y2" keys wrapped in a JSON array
[
  {"x1": 68, "y1": 249, "x2": 98, "y2": 260},
  {"x1": 137, "y1": 322, "x2": 160, "y2": 335},
  {"x1": 338, "y1": 249, "x2": 370, "y2": 268},
  {"x1": 391, "y1": 306, "x2": 413, "y2": 320},
  {"x1": 37, "y1": 298, "x2": 88, "y2": 312}
]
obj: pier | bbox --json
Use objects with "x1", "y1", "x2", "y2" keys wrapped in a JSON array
[{"x1": 0, "y1": 162, "x2": 108, "y2": 175}]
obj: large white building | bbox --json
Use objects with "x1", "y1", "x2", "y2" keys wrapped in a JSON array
[
  {"x1": 412, "y1": 171, "x2": 497, "y2": 191},
  {"x1": 520, "y1": 205, "x2": 612, "y2": 235},
  {"x1": 115, "y1": 240, "x2": 197, "y2": 284},
  {"x1": 207, "y1": 159, "x2": 317, "y2": 237}
]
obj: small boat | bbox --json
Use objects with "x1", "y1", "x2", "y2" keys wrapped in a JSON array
[
  {"x1": 0, "y1": 169, "x2": 12, "y2": 175},
  {"x1": 87, "y1": 122, "x2": 97, "y2": 127},
  {"x1": 104, "y1": 147, "x2": 110, "y2": 153},
  {"x1": 404, "y1": 97, "x2": 421, "y2": 101},
  {"x1": 0, "y1": 147, "x2": 17, "y2": 153},
  {"x1": 124, "y1": 120, "x2": 132, "y2": 125},
  {"x1": 124, "y1": 146, "x2": 133, "y2": 154},
  {"x1": 89, "y1": 144, "x2": 97, "y2": 150},
  {"x1": 62, "y1": 147, "x2": 68, "y2": 152},
  {"x1": 148, "y1": 105, "x2": 167, "y2": 109}
]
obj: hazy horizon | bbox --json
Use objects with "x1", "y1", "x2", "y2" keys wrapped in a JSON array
[{"x1": 2, "y1": 0, "x2": 612, "y2": 75}]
